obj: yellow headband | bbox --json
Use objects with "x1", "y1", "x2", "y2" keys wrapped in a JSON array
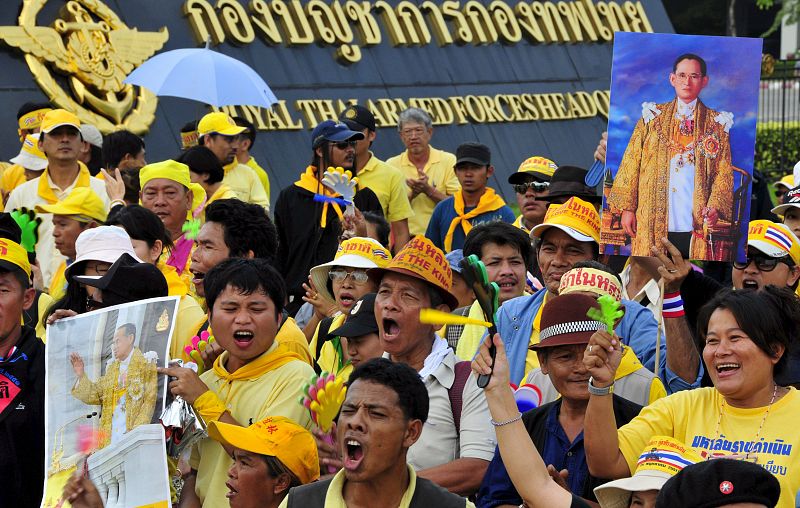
[
  {"x1": 17, "y1": 108, "x2": 51, "y2": 131},
  {"x1": 559, "y1": 267, "x2": 622, "y2": 301}
]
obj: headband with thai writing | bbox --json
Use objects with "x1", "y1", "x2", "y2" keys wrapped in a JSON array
[{"x1": 558, "y1": 266, "x2": 622, "y2": 302}]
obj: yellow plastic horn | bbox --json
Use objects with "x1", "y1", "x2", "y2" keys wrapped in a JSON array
[{"x1": 419, "y1": 308, "x2": 492, "y2": 328}]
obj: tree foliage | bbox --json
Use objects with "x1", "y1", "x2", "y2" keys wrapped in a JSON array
[{"x1": 758, "y1": 0, "x2": 800, "y2": 36}]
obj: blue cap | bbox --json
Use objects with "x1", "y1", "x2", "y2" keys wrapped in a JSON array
[
  {"x1": 445, "y1": 249, "x2": 464, "y2": 274},
  {"x1": 311, "y1": 120, "x2": 365, "y2": 149}
]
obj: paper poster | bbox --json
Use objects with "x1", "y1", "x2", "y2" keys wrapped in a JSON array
[
  {"x1": 42, "y1": 296, "x2": 179, "y2": 508},
  {"x1": 600, "y1": 32, "x2": 762, "y2": 261}
]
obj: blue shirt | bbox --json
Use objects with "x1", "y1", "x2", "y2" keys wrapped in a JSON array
[
  {"x1": 425, "y1": 194, "x2": 515, "y2": 252},
  {"x1": 476, "y1": 403, "x2": 588, "y2": 508}
]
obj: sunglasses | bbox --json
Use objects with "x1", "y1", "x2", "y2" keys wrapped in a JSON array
[
  {"x1": 329, "y1": 269, "x2": 370, "y2": 284},
  {"x1": 733, "y1": 254, "x2": 793, "y2": 272},
  {"x1": 514, "y1": 181, "x2": 549, "y2": 194},
  {"x1": 332, "y1": 140, "x2": 357, "y2": 150}
]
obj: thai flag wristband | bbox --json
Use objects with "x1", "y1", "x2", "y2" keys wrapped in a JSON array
[{"x1": 663, "y1": 291, "x2": 685, "y2": 318}]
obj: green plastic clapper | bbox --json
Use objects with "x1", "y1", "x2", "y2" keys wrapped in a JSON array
[{"x1": 459, "y1": 254, "x2": 499, "y2": 388}]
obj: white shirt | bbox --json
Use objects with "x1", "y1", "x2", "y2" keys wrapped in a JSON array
[
  {"x1": 668, "y1": 99, "x2": 697, "y2": 232},
  {"x1": 110, "y1": 350, "x2": 134, "y2": 445}
]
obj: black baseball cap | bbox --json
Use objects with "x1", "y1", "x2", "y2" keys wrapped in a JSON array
[
  {"x1": 541, "y1": 165, "x2": 601, "y2": 204},
  {"x1": 339, "y1": 105, "x2": 376, "y2": 132},
  {"x1": 327, "y1": 293, "x2": 378, "y2": 339},
  {"x1": 455, "y1": 142, "x2": 491, "y2": 166},
  {"x1": 655, "y1": 458, "x2": 780, "y2": 508},
  {"x1": 73, "y1": 253, "x2": 168, "y2": 307}
]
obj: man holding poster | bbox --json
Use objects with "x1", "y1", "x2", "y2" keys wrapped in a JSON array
[{"x1": 607, "y1": 53, "x2": 734, "y2": 259}]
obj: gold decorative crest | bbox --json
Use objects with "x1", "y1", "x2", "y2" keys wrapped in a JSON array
[
  {"x1": 0, "y1": 0, "x2": 169, "y2": 134},
  {"x1": 156, "y1": 308, "x2": 170, "y2": 332}
]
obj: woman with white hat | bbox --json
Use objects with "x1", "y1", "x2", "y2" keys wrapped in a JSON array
[
  {"x1": 44, "y1": 226, "x2": 146, "y2": 324},
  {"x1": 302, "y1": 237, "x2": 391, "y2": 374}
]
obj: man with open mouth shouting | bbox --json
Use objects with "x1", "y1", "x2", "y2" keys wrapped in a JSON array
[
  {"x1": 281, "y1": 358, "x2": 474, "y2": 507},
  {"x1": 368, "y1": 235, "x2": 496, "y2": 497},
  {"x1": 160, "y1": 258, "x2": 315, "y2": 508}
]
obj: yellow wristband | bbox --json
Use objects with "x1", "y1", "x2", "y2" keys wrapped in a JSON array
[{"x1": 193, "y1": 390, "x2": 227, "y2": 423}]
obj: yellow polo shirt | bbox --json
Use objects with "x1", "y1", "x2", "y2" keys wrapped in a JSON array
[
  {"x1": 222, "y1": 162, "x2": 269, "y2": 209},
  {"x1": 245, "y1": 156, "x2": 270, "y2": 201},
  {"x1": 48, "y1": 260, "x2": 68, "y2": 302},
  {"x1": 356, "y1": 153, "x2": 414, "y2": 223},
  {"x1": 191, "y1": 344, "x2": 315, "y2": 508},
  {"x1": 386, "y1": 146, "x2": 459, "y2": 235},
  {"x1": 279, "y1": 464, "x2": 475, "y2": 508}
]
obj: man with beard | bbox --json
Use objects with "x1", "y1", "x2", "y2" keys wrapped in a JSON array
[
  {"x1": 274, "y1": 120, "x2": 383, "y2": 316},
  {"x1": 280, "y1": 358, "x2": 474, "y2": 507}
]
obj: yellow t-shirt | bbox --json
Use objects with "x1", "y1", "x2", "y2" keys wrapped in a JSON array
[
  {"x1": 222, "y1": 162, "x2": 268, "y2": 208},
  {"x1": 386, "y1": 146, "x2": 459, "y2": 235},
  {"x1": 278, "y1": 464, "x2": 475, "y2": 508},
  {"x1": 169, "y1": 295, "x2": 208, "y2": 363},
  {"x1": 1, "y1": 164, "x2": 26, "y2": 197},
  {"x1": 48, "y1": 259, "x2": 67, "y2": 300},
  {"x1": 357, "y1": 153, "x2": 414, "y2": 223},
  {"x1": 34, "y1": 291, "x2": 53, "y2": 340},
  {"x1": 245, "y1": 156, "x2": 270, "y2": 202},
  {"x1": 276, "y1": 317, "x2": 313, "y2": 367},
  {"x1": 311, "y1": 314, "x2": 352, "y2": 380},
  {"x1": 617, "y1": 386, "x2": 800, "y2": 508},
  {"x1": 191, "y1": 345, "x2": 315, "y2": 508}
]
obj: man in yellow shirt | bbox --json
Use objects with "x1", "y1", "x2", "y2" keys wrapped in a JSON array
[
  {"x1": 280, "y1": 358, "x2": 475, "y2": 507},
  {"x1": 198, "y1": 112, "x2": 268, "y2": 208},
  {"x1": 161, "y1": 258, "x2": 315, "y2": 508},
  {"x1": 4, "y1": 109, "x2": 108, "y2": 286},
  {"x1": 190, "y1": 198, "x2": 312, "y2": 364},
  {"x1": 508, "y1": 156, "x2": 557, "y2": 235},
  {"x1": 339, "y1": 105, "x2": 413, "y2": 252},
  {"x1": 386, "y1": 107, "x2": 459, "y2": 236},
  {"x1": 34, "y1": 187, "x2": 106, "y2": 298},
  {"x1": 14, "y1": 102, "x2": 50, "y2": 143},
  {"x1": 233, "y1": 116, "x2": 271, "y2": 201}
]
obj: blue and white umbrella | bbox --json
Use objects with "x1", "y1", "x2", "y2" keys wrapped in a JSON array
[{"x1": 124, "y1": 46, "x2": 277, "y2": 108}]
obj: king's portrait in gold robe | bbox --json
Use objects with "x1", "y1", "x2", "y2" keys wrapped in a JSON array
[
  {"x1": 69, "y1": 323, "x2": 157, "y2": 449},
  {"x1": 607, "y1": 54, "x2": 734, "y2": 260}
]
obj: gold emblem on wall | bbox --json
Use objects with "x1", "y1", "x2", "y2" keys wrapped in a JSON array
[{"x1": 0, "y1": 0, "x2": 169, "y2": 134}]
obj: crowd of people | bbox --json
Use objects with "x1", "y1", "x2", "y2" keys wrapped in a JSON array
[{"x1": 3, "y1": 72, "x2": 800, "y2": 508}]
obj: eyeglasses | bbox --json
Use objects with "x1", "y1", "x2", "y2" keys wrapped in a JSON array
[
  {"x1": 733, "y1": 254, "x2": 793, "y2": 272},
  {"x1": 332, "y1": 140, "x2": 357, "y2": 150},
  {"x1": 674, "y1": 72, "x2": 703, "y2": 82},
  {"x1": 329, "y1": 269, "x2": 370, "y2": 284},
  {"x1": 513, "y1": 181, "x2": 549, "y2": 194}
]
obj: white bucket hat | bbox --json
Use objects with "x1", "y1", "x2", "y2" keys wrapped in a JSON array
[
  {"x1": 66, "y1": 226, "x2": 144, "y2": 280},
  {"x1": 309, "y1": 237, "x2": 391, "y2": 303},
  {"x1": 10, "y1": 134, "x2": 47, "y2": 171}
]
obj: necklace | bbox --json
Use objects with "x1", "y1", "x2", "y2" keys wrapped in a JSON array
[{"x1": 712, "y1": 384, "x2": 779, "y2": 463}]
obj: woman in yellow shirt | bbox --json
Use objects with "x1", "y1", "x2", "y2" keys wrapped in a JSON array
[{"x1": 583, "y1": 286, "x2": 800, "y2": 508}]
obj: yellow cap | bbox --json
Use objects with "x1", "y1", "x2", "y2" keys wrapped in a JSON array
[
  {"x1": 747, "y1": 219, "x2": 800, "y2": 266},
  {"x1": 197, "y1": 112, "x2": 246, "y2": 138},
  {"x1": 531, "y1": 197, "x2": 600, "y2": 244},
  {"x1": 776, "y1": 174, "x2": 795, "y2": 190},
  {"x1": 40, "y1": 109, "x2": 81, "y2": 134},
  {"x1": 508, "y1": 156, "x2": 558, "y2": 185},
  {"x1": 594, "y1": 437, "x2": 704, "y2": 508},
  {"x1": 139, "y1": 160, "x2": 206, "y2": 212},
  {"x1": 35, "y1": 187, "x2": 107, "y2": 223},
  {"x1": 370, "y1": 235, "x2": 458, "y2": 310},
  {"x1": 0, "y1": 237, "x2": 31, "y2": 279},
  {"x1": 17, "y1": 107, "x2": 51, "y2": 131},
  {"x1": 310, "y1": 237, "x2": 392, "y2": 303},
  {"x1": 559, "y1": 266, "x2": 622, "y2": 302},
  {"x1": 10, "y1": 134, "x2": 47, "y2": 171},
  {"x1": 207, "y1": 416, "x2": 319, "y2": 485}
]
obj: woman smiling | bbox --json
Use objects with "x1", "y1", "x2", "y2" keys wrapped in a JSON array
[{"x1": 583, "y1": 286, "x2": 800, "y2": 508}]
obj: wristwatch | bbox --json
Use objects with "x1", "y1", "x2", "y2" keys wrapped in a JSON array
[{"x1": 588, "y1": 377, "x2": 614, "y2": 396}]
